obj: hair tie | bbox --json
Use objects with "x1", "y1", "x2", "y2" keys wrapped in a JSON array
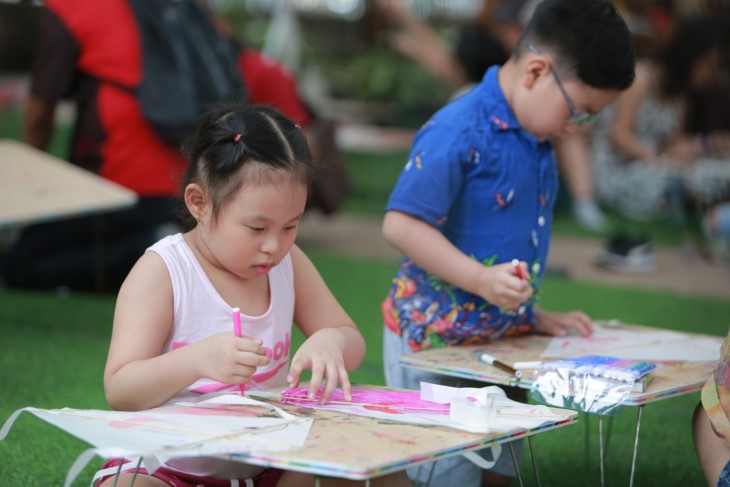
[{"x1": 234, "y1": 133, "x2": 242, "y2": 143}]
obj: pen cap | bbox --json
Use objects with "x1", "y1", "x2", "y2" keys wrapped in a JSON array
[{"x1": 478, "y1": 352, "x2": 495, "y2": 365}]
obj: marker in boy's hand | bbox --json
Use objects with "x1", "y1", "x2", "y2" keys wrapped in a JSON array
[
  {"x1": 476, "y1": 261, "x2": 533, "y2": 310},
  {"x1": 511, "y1": 259, "x2": 529, "y2": 281}
]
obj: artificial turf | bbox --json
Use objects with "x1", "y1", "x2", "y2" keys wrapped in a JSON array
[
  {"x1": 0, "y1": 249, "x2": 728, "y2": 485},
  {"x1": 0, "y1": 106, "x2": 722, "y2": 484}
]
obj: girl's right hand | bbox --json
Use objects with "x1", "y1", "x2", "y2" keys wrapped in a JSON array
[
  {"x1": 193, "y1": 333, "x2": 270, "y2": 385},
  {"x1": 476, "y1": 262, "x2": 533, "y2": 309}
]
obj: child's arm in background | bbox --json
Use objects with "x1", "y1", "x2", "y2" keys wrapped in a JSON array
[
  {"x1": 609, "y1": 62, "x2": 657, "y2": 161},
  {"x1": 287, "y1": 245, "x2": 366, "y2": 403},
  {"x1": 382, "y1": 210, "x2": 532, "y2": 309},
  {"x1": 104, "y1": 253, "x2": 269, "y2": 411}
]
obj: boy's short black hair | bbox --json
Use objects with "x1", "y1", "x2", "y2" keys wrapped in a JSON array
[{"x1": 515, "y1": 0, "x2": 635, "y2": 90}]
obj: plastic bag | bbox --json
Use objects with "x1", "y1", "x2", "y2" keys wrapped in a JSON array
[{"x1": 529, "y1": 366, "x2": 634, "y2": 415}]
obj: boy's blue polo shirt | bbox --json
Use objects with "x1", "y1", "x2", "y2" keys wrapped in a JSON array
[{"x1": 383, "y1": 66, "x2": 558, "y2": 351}]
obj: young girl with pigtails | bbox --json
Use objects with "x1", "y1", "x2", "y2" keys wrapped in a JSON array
[{"x1": 98, "y1": 103, "x2": 410, "y2": 487}]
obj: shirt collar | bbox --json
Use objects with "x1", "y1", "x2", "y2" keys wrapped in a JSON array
[
  {"x1": 481, "y1": 66, "x2": 521, "y2": 130},
  {"x1": 480, "y1": 66, "x2": 551, "y2": 150}
]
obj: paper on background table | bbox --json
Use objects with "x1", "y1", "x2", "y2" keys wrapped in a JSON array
[
  {"x1": 0, "y1": 139, "x2": 137, "y2": 228},
  {"x1": 398, "y1": 323, "x2": 719, "y2": 406},
  {"x1": 541, "y1": 326, "x2": 722, "y2": 362}
]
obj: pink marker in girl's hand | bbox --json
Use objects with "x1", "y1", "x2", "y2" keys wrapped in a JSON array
[
  {"x1": 232, "y1": 307, "x2": 245, "y2": 394},
  {"x1": 232, "y1": 307, "x2": 242, "y2": 338}
]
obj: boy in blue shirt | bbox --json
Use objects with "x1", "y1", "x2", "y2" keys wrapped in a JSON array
[{"x1": 381, "y1": 0, "x2": 635, "y2": 485}]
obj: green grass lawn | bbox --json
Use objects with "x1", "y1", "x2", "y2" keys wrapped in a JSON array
[
  {"x1": 1, "y1": 249, "x2": 728, "y2": 486},
  {"x1": 0, "y1": 105, "x2": 723, "y2": 485}
]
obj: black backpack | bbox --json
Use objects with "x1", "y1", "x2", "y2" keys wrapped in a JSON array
[{"x1": 127, "y1": 0, "x2": 246, "y2": 148}]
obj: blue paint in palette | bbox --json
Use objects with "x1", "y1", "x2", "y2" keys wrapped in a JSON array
[{"x1": 542, "y1": 355, "x2": 657, "y2": 382}]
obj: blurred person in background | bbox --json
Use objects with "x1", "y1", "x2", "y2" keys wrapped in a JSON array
[
  {"x1": 2, "y1": 0, "x2": 239, "y2": 292},
  {"x1": 3, "y1": 0, "x2": 346, "y2": 293},
  {"x1": 591, "y1": 14, "x2": 730, "y2": 272},
  {"x1": 702, "y1": 202, "x2": 730, "y2": 264}
]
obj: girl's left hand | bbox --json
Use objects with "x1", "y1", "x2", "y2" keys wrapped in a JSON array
[
  {"x1": 535, "y1": 309, "x2": 593, "y2": 337},
  {"x1": 287, "y1": 328, "x2": 352, "y2": 404}
]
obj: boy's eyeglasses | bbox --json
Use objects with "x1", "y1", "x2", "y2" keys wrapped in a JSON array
[{"x1": 527, "y1": 44, "x2": 600, "y2": 126}]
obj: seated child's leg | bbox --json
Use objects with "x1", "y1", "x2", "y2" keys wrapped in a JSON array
[
  {"x1": 694, "y1": 403, "x2": 730, "y2": 487},
  {"x1": 98, "y1": 472, "x2": 171, "y2": 487},
  {"x1": 383, "y1": 328, "x2": 524, "y2": 486},
  {"x1": 97, "y1": 460, "x2": 284, "y2": 487},
  {"x1": 278, "y1": 471, "x2": 411, "y2": 486}
]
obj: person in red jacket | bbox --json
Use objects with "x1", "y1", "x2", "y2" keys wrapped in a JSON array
[
  {"x1": 3, "y1": 0, "x2": 342, "y2": 292},
  {"x1": 3, "y1": 0, "x2": 196, "y2": 292}
]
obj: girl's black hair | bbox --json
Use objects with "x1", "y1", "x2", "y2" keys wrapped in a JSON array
[{"x1": 177, "y1": 102, "x2": 313, "y2": 230}]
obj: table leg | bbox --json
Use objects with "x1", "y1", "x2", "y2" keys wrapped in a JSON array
[
  {"x1": 315, "y1": 477, "x2": 321, "y2": 487},
  {"x1": 128, "y1": 457, "x2": 143, "y2": 487},
  {"x1": 599, "y1": 414, "x2": 605, "y2": 487},
  {"x1": 604, "y1": 415, "x2": 614, "y2": 458},
  {"x1": 509, "y1": 442, "x2": 524, "y2": 487},
  {"x1": 527, "y1": 436, "x2": 541, "y2": 487},
  {"x1": 584, "y1": 412, "x2": 591, "y2": 469},
  {"x1": 629, "y1": 406, "x2": 644, "y2": 487},
  {"x1": 425, "y1": 460, "x2": 437, "y2": 486},
  {"x1": 110, "y1": 459, "x2": 124, "y2": 487}
]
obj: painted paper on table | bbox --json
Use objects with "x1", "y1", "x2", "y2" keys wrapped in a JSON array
[
  {"x1": 260, "y1": 383, "x2": 565, "y2": 434},
  {"x1": 0, "y1": 394, "x2": 312, "y2": 487}
]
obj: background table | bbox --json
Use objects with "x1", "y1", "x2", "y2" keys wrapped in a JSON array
[
  {"x1": 398, "y1": 322, "x2": 721, "y2": 486},
  {"x1": 399, "y1": 322, "x2": 719, "y2": 406},
  {"x1": 0, "y1": 139, "x2": 137, "y2": 228}
]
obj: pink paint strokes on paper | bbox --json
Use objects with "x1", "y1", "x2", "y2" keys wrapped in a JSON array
[{"x1": 280, "y1": 388, "x2": 449, "y2": 415}]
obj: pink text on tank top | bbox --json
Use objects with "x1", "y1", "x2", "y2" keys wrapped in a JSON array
[{"x1": 262, "y1": 332, "x2": 291, "y2": 361}]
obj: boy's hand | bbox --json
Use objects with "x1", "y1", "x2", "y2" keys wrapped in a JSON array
[
  {"x1": 535, "y1": 309, "x2": 593, "y2": 337},
  {"x1": 476, "y1": 262, "x2": 533, "y2": 309},
  {"x1": 193, "y1": 333, "x2": 269, "y2": 385},
  {"x1": 287, "y1": 328, "x2": 352, "y2": 404}
]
